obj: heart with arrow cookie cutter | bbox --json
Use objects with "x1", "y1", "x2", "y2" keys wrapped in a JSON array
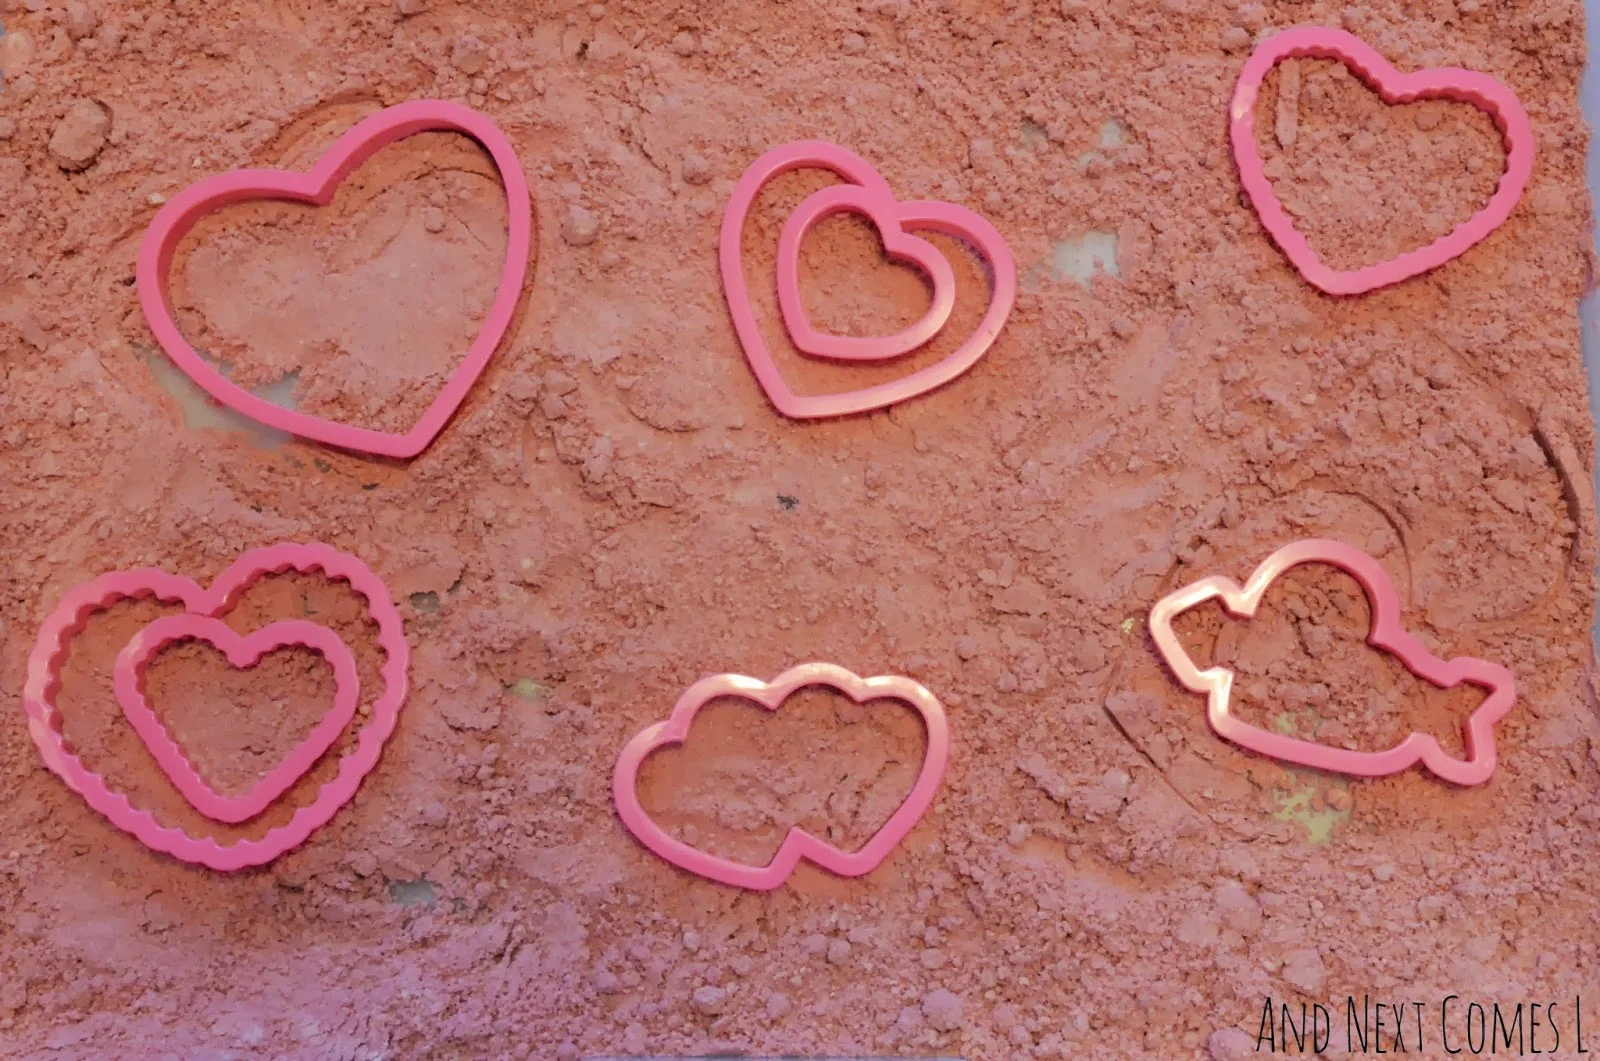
[{"x1": 1148, "y1": 538, "x2": 1515, "y2": 785}]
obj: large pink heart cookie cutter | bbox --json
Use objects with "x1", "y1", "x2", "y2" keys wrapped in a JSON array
[
  {"x1": 1148, "y1": 539, "x2": 1516, "y2": 786},
  {"x1": 113, "y1": 616, "x2": 361, "y2": 825},
  {"x1": 1229, "y1": 27, "x2": 1534, "y2": 296},
  {"x1": 720, "y1": 141, "x2": 1016, "y2": 418},
  {"x1": 24, "y1": 543, "x2": 409, "y2": 870},
  {"x1": 612, "y1": 662, "x2": 950, "y2": 890},
  {"x1": 136, "y1": 100, "x2": 533, "y2": 458}
]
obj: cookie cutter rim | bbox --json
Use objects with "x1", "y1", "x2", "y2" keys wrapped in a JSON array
[
  {"x1": 113, "y1": 616, "x2": 362, "y2": 825},
  {"x1": 612, "y1": 661, "x2": 950, "y2": 890},
  {"x1": 1229, "y1": 26, "x2": 1534, "y2": 296},
  {"x1": 23, "y1": 542, "x2": 410, "y2": 870},
  {"x1": 1147, "y1": 538, "x2": 1516, "y2": 785},
  {"x1": 135, "y1": 99, "x2": 534, "y2": 459},
  {"x1": 719, "y1": 140, "x2": 1017, "y2": 419},
  {"x1": 775, "y1": 183, "x2": 958, "y2": 362}
]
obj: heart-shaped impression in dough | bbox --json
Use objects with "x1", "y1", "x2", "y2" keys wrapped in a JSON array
[
  {"x1": 720, "y1": 141, "x2": 1016, "y2": 418},
  {"x1": 1147, "y1": 538, "x2": 1516, "y2": 785},
  {"x1": 612, "y1": 662, "x2": 950, "y2": 890},
  {"x1": 24, "y1": 542, "x2": 409, "y2": 871},
  {"x1": 136, "y1": 100, "x2": 533, "y2": 459},
  {"x1": 113, "y1": 616, "x2": 361, "y2": 825},
  {"x1": 1229, "y1": 26, "x2": 1533, "y2": 296}
]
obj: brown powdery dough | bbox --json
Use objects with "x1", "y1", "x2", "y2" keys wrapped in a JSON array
[
  {"x1": 47, "y1": 98, "x2": 111, "y2": 172},
  {"x1": 0, "y1": 0, "x2": 1596, "y2": 1058}
]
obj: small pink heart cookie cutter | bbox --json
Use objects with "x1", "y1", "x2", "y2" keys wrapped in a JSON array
[
  {"x1": 24, "y1": 542, "x2": 409, "y2": 870},
  {"x1": 776, "y1": 183, "x2": 958, "y2": 362},
  {"x1": 1229, "y1": 27, "x2": 1534, "y2": 296},
  {"x1": 720, "y1": 141, "x2": 1016, "y2": 418},
  {"x1": 113, "y1": 616, "x2": 361, "y2": 825},
  {"x1": 612, "y1": 662, "x2": 950, "y2": 890},
  {"x1": 136, "y1": 100, "x2": 533, "y2": 458},
  {"x1": 1148, "y1": 539, "x2": 1516, "y2": 786}
]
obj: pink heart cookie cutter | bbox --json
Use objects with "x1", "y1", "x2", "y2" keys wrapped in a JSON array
[
  {"x1": 113, "y1": 616, "x2": 361, "y2": 825},
  {"x1": 612, "y1": 662, "x2": 950, "y2": 890},
  {"x1": 24, "y1": 542, "x2": 409, "y2": 870},
  {"x1": 1229, "y1": 26, "x2": 1534, "y2": 296},
  {"x1": 776, "y1": 183, "x2": 958, "y2": 362},
  {"x1": 720, "y1": 140, "x2": 1016, "y2": 418},
  {"x1": 136, "y1": 100, "x2": 534, "y2": 459},
  {"x1": 1148, "y1": 538, "x2": 1516, "y2": 786}
]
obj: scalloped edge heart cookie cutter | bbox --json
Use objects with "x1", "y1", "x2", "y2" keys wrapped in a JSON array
[
  {"x1": 720, "y1": 140, "x2": 1016, "y2": 418},
  {"x1": 24, "y1": 542, "x2": 410, "y2": 870},
  {"x1": 113, "y1": 616, "x2": 361, "y2": 825},
  {"x1": 1229, "y1": 26, "x2": 1534, "y2": 296},
  {"x1": 612, "y1": 662, "x2": 949, "y2": 890},
  {"x1": 136, "y1": 99, "x2": 533, "y2": 459},
  {"x1": 1148, "y1": 538, "x2": 1516, "y2": 786}
]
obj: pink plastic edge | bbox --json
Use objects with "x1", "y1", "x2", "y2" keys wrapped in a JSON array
[
  {"x1": 612, "y1": 662, "x2": 950, "y2": 890},
  {"x1": 775, "y1": 183, "x2": 957, "y2": 362},
  {"x1": 23, "y1": 542, "x2": 411, "y2": 871},
  {"x1": 719, "y1": 140, "x2": 1017, "y2": 419},
  {"x1": 113, "y1": 616, "x2": 361, "y2": 825},
  {"x1": 135, "y1": 99, "x2": 533, "y2": 459},
  {"x1": 1228, "y1": 26, "x2": 1534, "y2": 296},
  {"x1": 1148, "y1": 538, "x2": 1516, "y2": 786}
]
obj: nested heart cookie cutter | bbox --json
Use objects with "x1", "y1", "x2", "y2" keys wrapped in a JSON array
[
  {"x1": 720, "y1": 140, "x2": 1016, "y2": 418},
  {"x1": 613, "y1": 662, "x2": 949, "y2": 890},
  {"x1": 24, "y1": 542, "x2": 409, "y2": 870},
  {"x1": 1230, "y1": 26, "x2": 1534, "y2": 296},
  {"x1": 1148, "y1": 538, "x2": 1516, "y2": 785},
  {"x1": 136, "y1": 100, "x2": 533, "y2": 458}
]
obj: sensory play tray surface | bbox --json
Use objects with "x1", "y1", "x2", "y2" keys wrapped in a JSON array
[{"x1": 0, "y1": 2, "x2": 1596, "y2": 1059}]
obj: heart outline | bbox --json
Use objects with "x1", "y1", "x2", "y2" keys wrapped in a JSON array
[
  {"x1": 23, "y1": 542, "x2": 410, "y2": 870},
  {"x1": 775, "y1": 183, "x2": 957, "y2": 362},
  {"x1": 719, "y1": 140, "x2": 1016, "y2": 418},
  {"x1": 1147, "y1": 538, "x2": 1516, "y2": 785},
  {"x1": 113, "y1": 616, "x2": 361, "y2": 825},
  {"x1": 1229, "y1": 26, "x2": 1534, "y2": 296},
  {"x1": 612, "y1": 662, "x2": 949, "y2": 890},
  {"x1": 135, "y1": 100, "x2": 534, "y2": 459}
]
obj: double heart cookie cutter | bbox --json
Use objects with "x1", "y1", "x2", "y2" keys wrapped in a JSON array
[
  {"x1": 1148, "y1": 539, "x2": 1516, "y2": 785},
  {"x1": 720, "y1": 141, "x2": 1017, "y2": 418},
  {"x1": 613, "y1": 662, "x2": 949, "y2": 890},
  {"x1": 24, "y1": 542, "x2": 409, "y2": 870},
  {"x1": 1230, "y1": 27, "x2": 1533, "y2": 296},
  {"x1": 136, "y1": 100, "x2": 533, "y2": 459}
]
